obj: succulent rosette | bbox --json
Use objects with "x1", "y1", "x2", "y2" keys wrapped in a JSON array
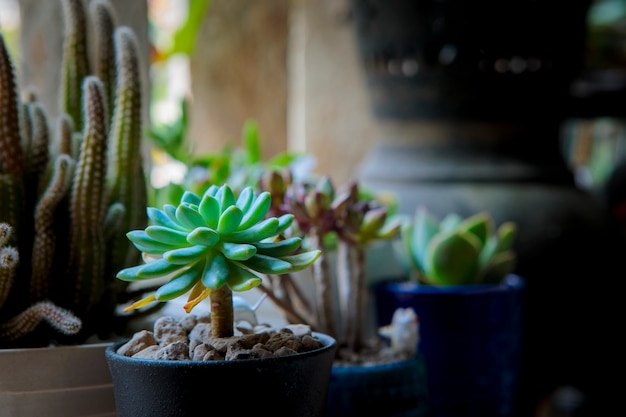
[{"x1": 118, "y1": 183, "x2": 321, "y2": 313}]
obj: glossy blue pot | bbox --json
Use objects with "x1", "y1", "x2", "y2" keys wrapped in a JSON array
[{"x1": 373, "y1": 274, "x2": 525, "y2": 417}]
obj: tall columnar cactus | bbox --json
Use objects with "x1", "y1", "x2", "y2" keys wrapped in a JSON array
[{"x1": 0, "y1": 0, "x2": 147, "y2": 346}]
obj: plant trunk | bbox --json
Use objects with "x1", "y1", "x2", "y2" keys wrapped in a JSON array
[
  {"x1": 210, "y1": 285, "x2": 233, "y2": 338},
  {"x1": 338, "y1": 242, "x2": 367, "y2": 354},
  {"x1": 310, "y1": 226, "x2": 335, "y2": 339}
]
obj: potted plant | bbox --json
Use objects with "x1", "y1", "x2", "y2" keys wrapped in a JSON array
[
  {"x1": 373, "y1": 206, "x2": 526, "y2": 417},
  {"x1": 254, "y1": 171, "x2": 429, "y2": 417},
  {"x1": 0, "y1": 0, "x2": 149, "y2": 414},
  {"x1": 104, "y1": 182, "x2": 336, "y2": 417}
]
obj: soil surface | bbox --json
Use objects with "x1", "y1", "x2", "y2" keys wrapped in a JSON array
[{"x1": 115, "y1": 314, "x2": 411, "y2": 366}]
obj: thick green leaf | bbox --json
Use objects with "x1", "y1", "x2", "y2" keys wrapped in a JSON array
[
  {"x1": 215, "y1": 184, "x2": 236, "y2": 210},
  {"x1": 224, "y1": 217, "x2": 279, "y2": 243},
  {"x1": 187, "y1": 227, "x2": 219, "y2": 246},
  {"x1": 146, "y1": 207, "x2": 185, "y2": 231},
  {"x1": 155, "y1": 262, "x2": 204, "y2": 301},
  {"x1": 127, "y1": 230, "x2": 174, "y2": 254},
  {"x1": 217, "y1": 205, "x2": 243, "y2": 234},
  {"x1": 410, "y1": 207, "x2": 439, "y2": 274},
  {"x1": 220, "y1": 242, "x2": 256, "y2": 261},
  {"x1": 457, "y1": 212, "x2": 492, "y2": 248},
  {"x1": 253, "y1": 237, "x2": 302, "y2": 257},
  {"x1": 136, "y1": 258, "x2": 184, "y2": 279},
  {"x1": 275, "y1": 214, "x2": 294, "y2": 235},
  {"x1": 439, "y1": 213, "x2": 462, "y2": 232},
  {"x1": 238, "y1": 191, "x2": 271, "y2": 230},
  {"x1": 497, "y1": 222, "x2": 517, "y2": 252},
  {"x1": 228, "y1": 264, "x2": 262, "y2": 292},
  {"x1": 175, "y1": 203, "x2": 206, "y2": 229},
  {"x1": 425, "y1": 231, "x2": 481, "y2": 285},
  {"x1": 199, "y1": 195, "x2": 220, "y2": 229},
  {"x1": 240, "y1": 254, "x2": 292, "y2": 274},
  {"x1": 164, "y1": 244, "x2": 210, "y2": 265},
  {"x1": 236, "y1": 186, "x2": 254, "y2": 213},
  {"x1": 202, "y1": 253, "x2": 230, "y2": 289},
  {"x1": 279, "y1": 250, "x2": 322, "y2": 272},
  {"x1": 181, "y1": 190, "x2": 201, "y2": 206},
  {"x1": 145, "y1": 225, "x2": 190, "y2": 246}
]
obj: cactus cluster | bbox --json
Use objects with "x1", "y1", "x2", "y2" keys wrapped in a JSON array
[
  {"x1": 118, "y1": 183, "x2": 321, "y2": 339},
  {"x1": 398, "y1": 207, "x2": 517, "y2": 286},
  {"x1": 0, "y1": 0, "x2": 147, "y2": 346}
]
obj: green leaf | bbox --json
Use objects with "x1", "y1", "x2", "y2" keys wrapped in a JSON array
[
  {"x1": 425, "y1": 231, "x2": 481, "y2": 285},
  {"x1": 203, "y1": 184, "x2": 219, "y2": 198},
  {"x1": 497, "y1": 222, "x2": 517, "y2": 252},
  {"x1": 127, "y1": 230, "x2": 174, "y2": 254},
  {"x1": 163, "y1": 204, "x2": 179, "y2": 224},
  {"x1": 217, "y1": 205, "x2": 243, "y2": 234},
  {"x1": 253, "y1": 237, "x2": 302, "y2": 257},
  {"x1": 279, "y1": 250, "x2": 321, "y2": 272},
  {"x1": 156, "y1": 262, "x2": 204, "y2": 301},
  {"x1": 239, "y1": 254, "x2": 292, "y2": 274},
  {"x1": 242, "y1": 119, "x2": 261, "y2": 165},
  {"x1": 146, "y1": 207, "x2": 185, "y2": 231},
  {"x1": 236, "y1": 186, "x2": 254, "y2": 213},
  {"x1": 202, "y1": 253, "x2": 230, "y2": 289},
  {"x1": 215, "y1": 184, "x2": 236, "y2": 210},
  {"x1": 199, "y1": 195, "x2": 220, "y2": 229},
  {"x1": 181, "y1": 190, "x2": 201, "y2": 206},
  {"x1": 410, "y1": 207, "x2": 439, "y2": 274},
  {"x1": 167, "y1": 0, "x2": 211, "y2": 57},
  {"x1": 145, "y1": 225, "x2": 190, "y2": 246},
  {"x1": 275, "y1": 214, "x2": 294, "y2": 235},
  {"x1": 136, "y1": 258, "x2": 185, "y2": 279},
  {"x1": 187, "y1": 227, "x2": 219, "y2": 246},
  {"x1": 223, "y1": 217, "x2": 279, "y2": 243},
  {"x1": 175, "y1": 203, "x2": 206, "y2": 229},
  {"x1": 376, "y1": 216, "x2": 402, "y2": 240},
  {"x1": 117, "y1": 260, "x2": 182, "y2": 281},
  {"x1": 228, "y1": 265, "x2": 262, "y2": 292},
  {"x1": 440, "y1": 213, "x2": 462, "y2": 232},
  {"x1": 238, "y1": 191, "x2": 271, "y2": 230},
  {"x1": 220, "y1": 242, "x2": 256, "y2": 261},
  {"x1": 164, "y1": 245, "x2": 210, "y2": 265},
  {"x1": 457, "y1": 212, "x2": 492, "y2": 248}
]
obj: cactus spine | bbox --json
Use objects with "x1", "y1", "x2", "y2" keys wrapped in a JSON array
[{"x1": 0, "y1": 0, "x2": 147, "y2": 346}]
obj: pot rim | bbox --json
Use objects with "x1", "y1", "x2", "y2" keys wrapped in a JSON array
[{"x1": 378, "y1": 273, "x2": 525, "y2": 295}]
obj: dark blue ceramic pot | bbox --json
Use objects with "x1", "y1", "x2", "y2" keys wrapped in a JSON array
[
  {"x1": 373, "y1": 274, "x2": 525, "y2": 417},
  {"x1": 105, "y1": 332, "x2": 336, "y2": 417},
  {"x1": 326, "y1": 356, "x2": 429, "y2": 417}
]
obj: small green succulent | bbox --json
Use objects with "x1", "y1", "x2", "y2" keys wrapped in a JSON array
[
  {"x1": 117, "y1": 183, "x2": 321, "y2": 338},
  {"x1": 399, "y1": 207, "x2": 517, "y2": 286}
]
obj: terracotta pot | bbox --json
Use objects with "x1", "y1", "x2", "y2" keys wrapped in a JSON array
[{"x1": 105, "y1": 332, "x2": 336, "y2": 417}]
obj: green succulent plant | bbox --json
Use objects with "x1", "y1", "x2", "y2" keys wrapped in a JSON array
[
  {"x1": 117, "y1": 183, "x2": 321, "y2": 339},
  {"x1": 398, "y1": 207, "x2": 517, "y2": 286}
]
